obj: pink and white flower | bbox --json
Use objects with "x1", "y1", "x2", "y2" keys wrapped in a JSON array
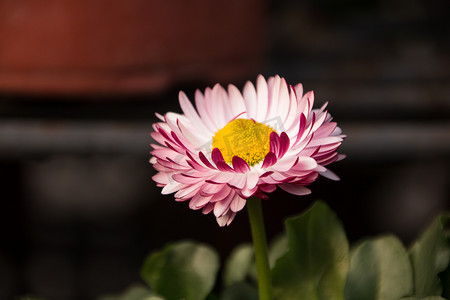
[{"x1": 150, "y1": 75, "x2": 345, "y2": 226}]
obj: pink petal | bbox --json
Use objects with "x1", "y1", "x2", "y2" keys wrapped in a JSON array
[
  {"x1": 301, "y1": 91, "x2": 314, "y2": 116},
  {"x1": 198, "y1": 151, "x2": 216, "y2": 169},
  {"x1": 316, "y1": 122, "x2": 337, "y2": 137},
  {"x1": 337, "y1": 154, "x2": 346, "y2": 161},
  {"x1": 279, "y1": 184, "x2": 311, "y2": 196},
  {"x1": 232, "y1": 156, "x2": 250, "y2": 173},
  {"x1": 211, "y1": 148, "x2": 225, "y2": 164},
  {"x1": 230, "y1": 194, "x2": 246, "y2": 212},
  {"x1": 228, "y1": 173, "x2": 247, "y2": 189},
  {"x1": 157, "y1": 158, "x2": 190, "y2": 171},
  {"x1": 271, "y1": 156, "x2": 299, "y2": 172},
  {"x1": 157, "y1": 127, "x2": 176, "y2": 145},
  {"x1": 164, "y1": 112, "x2": 184, "y2": 137},
  {"x1": 260, "y1": 171, "x2": 273, "y2": 178},
  {"x1": 155, "y1": 112, "x2": 165, "y2": 121},
  {"x1": 161, "y1": 180, "x2": 185, "y2": 195},
  {"x1": 207, "y1": 171, "x2": 236, "y2": 184},
  {"x1": 171, "y1": 130, "x2": 190, "y2": 151},
  {"x1": 150, "y1": 131, "x2": 166, "y2": 146},
  {"x1": 262, "y1": 152, "x2": 277, "y2": 168},
  {"x1": 151, "y1": 148, "x2": 181, "y2": 162},
  {"x1": 307, "y1": 136, "x2": 343, "y2": 148},
  {"x1": 172, "y1": 173, "x2": 202, "y2": 185},
  {"x1": 216, "y1": 211, "x2": 236, "y2": 227},
  {"x1": 294, "y1": 83, "x2": 303, "y2": 99},
  {"x1": 253, "y1": 190, "x2": 269, "y2": 200},
  {"x1": 186, "y1": 159, "x2": 208, "y2": 172},
  {"x1": 278, "y1": 132, "x2": 290, "y2": 158},
  {"x1": 177, "y1": 118, "x2": 208, "y2": 148},
  {"x1": 294, "y1": 114, "x2": 307, "y2": 146},
  {"x1": 189, "y1": 194, "x2": 212, "y2": 210},
  {"x1": 202, "y1": 203, "x2": 214, "y2": 214},
  {"x1": 216, "y1": 161, "x2": 235, "y2": 172},
  {"x1": 259, "y1": 184, "x2": 276, "y2": 193},
  {"x1": 269, "y1": 132, "x2": 280, "y2": 156},
  {"x1": 200, "y1": 182, "x2": 224, "y2": 195},
  {"x1": 208, "y1": 153, "x2": 235, "y2": 174},
  {"x1": 213, "y1": 192, "x2": 234, "y2": 217},
  {"x1": 152, "y1": 173, "x2": 170, "y2": 185},
  {"x1": 239, "y1": 185, "x2": 258, "y2": 198},
  {"x1": 320, "y1": 169, "x2": 340, "y2": 181},
  {"x1": 246, "y1": 172, "x2": 260, "y2": 189},
  {"x1": 310, "y1": 110, "x2": 328, "y2": 133},
  {"x1": 293, "y1": 156, "x2": 317, "y2": 171},
  {"x1": 210, "y1": 186, "x2": 232, "y2": 202},
  {"x1": 175, "y1": 181, "x2": 203, "y2": 199}
]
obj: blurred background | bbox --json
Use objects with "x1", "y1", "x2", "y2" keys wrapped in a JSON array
[{"x1": 0, "y1": 0, "x2": 449, "y2": 299}]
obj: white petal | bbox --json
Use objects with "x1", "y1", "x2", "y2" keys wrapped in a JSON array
[
  {"x1": 211, "y1": 84, "x2": 229, "y2": 127},
  {"x1": 179, "y1": 91, "x2": 210, "y2": 136},
  {"x1": 195, "y1": 89, "x2": 216, "y2": 133},
  {"x1": 276, "y1": 77, "x2": 290, "y2": 125},
  {"x1": 203, "y1": 87, "x2": 221, "y2": 131},
  {"x1": 243, "y1": 81, "x2": 258, "y2": 119},
  {"x1": 255, "y1": 75, "x2": 268, "y2": 122},
  {"x1": 177, "y1": 119, "x2": 210, "y2": 148},
  {"x1": 266, "y1": 75, "x2": 280, "y2": 121},
  {"x1": 228, "y1": 84, "x2": 247, "y2": 119}
]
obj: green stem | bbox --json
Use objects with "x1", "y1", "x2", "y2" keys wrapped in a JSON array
[{"x1": 247, "y1": 197, "x2": 272, "y2": 300}]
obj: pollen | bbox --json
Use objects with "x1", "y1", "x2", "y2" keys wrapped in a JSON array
[{"x1": 212, "y1": 119, "x2": 274, "y2": 166}]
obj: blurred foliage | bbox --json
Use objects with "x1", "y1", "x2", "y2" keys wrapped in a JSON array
[{"x1": 93, "y1": 201, "x2": 449, "y2": 300}]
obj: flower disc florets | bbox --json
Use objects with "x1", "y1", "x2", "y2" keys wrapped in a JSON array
[
  {"x1": 150, "y1": 75, "x2": 345, "y2": 226},
  {"x1": 212, "y1": 119, "x2": 274, "y2": 166}
]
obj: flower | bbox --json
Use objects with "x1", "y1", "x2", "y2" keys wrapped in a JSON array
[{"x1": 150, "y1": 75, "x2": 345, "y2": 226}]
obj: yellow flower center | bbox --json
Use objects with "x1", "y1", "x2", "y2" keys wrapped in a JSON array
[{"x1": 212, "y1": 119, "x2": 274, "y2": 166}]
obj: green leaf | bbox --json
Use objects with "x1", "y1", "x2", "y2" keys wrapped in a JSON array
[
  {"x1": 399, "y1": 297, "x2": 446, "y2": 300},
  {"x1": 97, "y1": 284, "x2": 164, "y2": 300},
  {"x1": 440, "y1": 264, "x2": 450, "y2": 300},
  {"x1": 221, "y1": 283, "x2": 259, "y2": 300},
  {"x1": 223, "y1": 243, "x2": 254, "y2": 287},
  {"x1": 140, "y1": 240, "x2": 219, "y2": 300},
  {"x1": 344, "y1": 235, "x2": 413, "y2": 300},
  {"x1": 271, "y1": 201, "x2": 349, "y2": 300},
  {"x1": 409, "y1": 215, "x2": 450, "y2": 298},
  {"x1": 268, "y1": 234, "x2": 288, "y2": 268},
  {"x1": 204, "y1": 294, "x2": 219, "y2": 300}
]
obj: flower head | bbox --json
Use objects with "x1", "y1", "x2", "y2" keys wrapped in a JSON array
[{"x1": 150, "y1": 75, "x2": 345, "y2": 226}]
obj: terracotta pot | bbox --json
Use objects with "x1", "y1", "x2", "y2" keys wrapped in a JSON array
[{"x1": 0, "y1": 0, "x2": 265, "y2": 96}]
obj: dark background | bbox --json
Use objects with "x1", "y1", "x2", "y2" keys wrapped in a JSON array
[{"x1": 0, "y1": 0, "x2": 449, "y2": 299}]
